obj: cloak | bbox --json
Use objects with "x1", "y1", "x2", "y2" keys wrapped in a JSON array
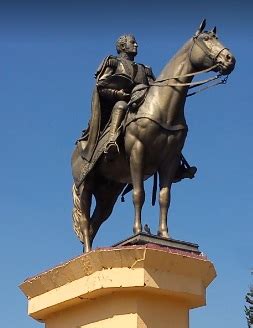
[{"x1": 81, "y1": 87, "x2": 101, "y2": 162}]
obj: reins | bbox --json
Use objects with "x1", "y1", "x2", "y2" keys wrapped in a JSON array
[
  {"x1": 187, "y1": 74, "x2": 228, "y2": 97},
  {"x1": 152, "y1": 63, "x2": 219, "y2": 83},
  {"x1": 150, "y1": 73, "x2": 221, "y2": 88},
  {"x1": 135, "y1": 63, "x2": 228, "y2": 96}
]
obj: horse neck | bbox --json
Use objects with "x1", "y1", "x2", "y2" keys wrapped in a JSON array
[{"x1": 145, "y1": 39, "x2": 195, "y2": 125}]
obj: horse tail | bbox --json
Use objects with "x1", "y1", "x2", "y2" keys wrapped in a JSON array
[{"x1": 72, "y1": 183, "x2": 84, "y2": 243}]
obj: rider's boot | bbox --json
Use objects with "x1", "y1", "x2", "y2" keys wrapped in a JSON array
[
  {"x1": 173, "y1": 165, "x2": 197, "y2": 183},
  {"x1": 104, "y1": 102, "x2": 127, "y2": 159},
  {"x1": 173, "y1": 154, "x2": 197, "y2": 183}
]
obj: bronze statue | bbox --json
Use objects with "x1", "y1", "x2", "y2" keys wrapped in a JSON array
[
  {"x1": 71, "y1": 20, "x2": 235, "y2": 252},
  {"x1": 78, "y1": 34, "x2": 196, "y2": 179}
]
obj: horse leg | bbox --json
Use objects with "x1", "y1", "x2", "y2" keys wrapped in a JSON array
[
  {"x1": 89, "y1": 182, "x2": 124, "y2": 245},
  {"x1": 157, "y1": 157, "x2": 179, "y2": 238},
  {"x1": 130, "y1": 140, "x2": 145, "y2": 234},
  {"x1": 79, "y1": 184, "x2": 92, "y2": 252}
]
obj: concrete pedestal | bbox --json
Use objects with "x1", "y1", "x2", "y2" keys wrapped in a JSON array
[{"x1": 20, "y1": 244, "x2": 216, "y2": 328}]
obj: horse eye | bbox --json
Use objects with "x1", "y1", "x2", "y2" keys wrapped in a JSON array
[{"x1": 204, "y1": 36, "x2": 209, "y2": 41}]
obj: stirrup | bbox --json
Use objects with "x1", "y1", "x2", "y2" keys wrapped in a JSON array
[
  {"x1": 173, "y1": 165, "x2": 197, "y2": 183},
  {"x1": 185, "y1": 166, "x2": 197, "y2": 179}
]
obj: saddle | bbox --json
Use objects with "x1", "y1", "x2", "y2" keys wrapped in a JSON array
[{"x1": 128, "y1": 84, "x2": 148, "y2": 110}]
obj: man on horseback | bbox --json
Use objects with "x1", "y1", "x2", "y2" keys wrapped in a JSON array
[
  {"x1": 79, "y1": 34, "x2": 196, "y2": 181},
  {"x1": 96, "y1": 34, "x2": 155, "y2": 157}
]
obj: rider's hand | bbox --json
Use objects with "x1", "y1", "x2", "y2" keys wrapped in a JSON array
[{"x1": 117, "y1": 89, "x2": 130, "y2": 101}]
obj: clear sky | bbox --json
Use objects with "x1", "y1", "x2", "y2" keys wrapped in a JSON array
[{"x1": 0, "y1": 0, "x2": 252, "y2": 327}]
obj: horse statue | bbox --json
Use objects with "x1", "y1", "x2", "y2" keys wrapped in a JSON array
[{"x1": 71, "y1": 20, "x2": 235, "y2": 252}]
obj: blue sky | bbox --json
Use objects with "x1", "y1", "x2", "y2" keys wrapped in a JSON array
[{"x1": 0, "y1": 0, "x2": 252, "y2": 327}]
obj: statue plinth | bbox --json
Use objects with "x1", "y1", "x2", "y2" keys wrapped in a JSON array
[
  {"x1": 113, "y1": 232, "x2": 201, "y2": 253},
  {"x1": 20, "y1": 241, "x2": 216, "y2": 328}
]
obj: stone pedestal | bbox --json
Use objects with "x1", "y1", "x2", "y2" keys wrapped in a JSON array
[{"x1": 20, "y1": 243, "x2": 216, "y2": 328}]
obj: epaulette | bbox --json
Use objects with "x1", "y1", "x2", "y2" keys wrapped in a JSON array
[
  {"x1": 144, "y1": 65, "x2": 156, "y2": 80},
  {"x1": 95, "y1": 55, "x2": 118, "y2": 78}
]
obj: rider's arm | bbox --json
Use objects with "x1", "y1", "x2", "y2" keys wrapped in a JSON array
[
  {"x1": 97, "y1": 86, "x2": 129, "y2": 101},
  {"x1": 96, "y1": 61, "x2": 129, "y2": 101}
]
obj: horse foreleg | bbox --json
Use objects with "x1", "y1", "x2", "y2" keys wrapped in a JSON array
[
  {"x1": 157, "y1": 182, "x2": 171, "y2": 238},
  {"x1": 157, "y1": 158, "x2": 179, "y2": 238},
  {"x1": 130, "y1": 140, "x2": 145, "y2": 235},
  {"x1": 80, "y1": 185, "x2": 92, "y2": 252}
]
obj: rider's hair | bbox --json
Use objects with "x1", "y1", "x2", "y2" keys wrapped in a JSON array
[{"x1": 116, "y1": 34, "x2": 135, "y2": 54}]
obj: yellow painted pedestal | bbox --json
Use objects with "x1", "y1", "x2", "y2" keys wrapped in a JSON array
[{"x1": 20, "y1": 244, "x2": 216, "y2": 328}]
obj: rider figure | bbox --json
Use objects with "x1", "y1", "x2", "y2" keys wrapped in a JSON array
[
  {"x1": 96, "y1": 34, "x2": 155, "y2": 156},
  {"x1": 82, "y1": 34, "x2": 196, "y2": 181}
]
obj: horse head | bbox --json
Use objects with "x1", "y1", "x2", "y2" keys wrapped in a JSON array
[{"x1": 189, "y1": 19, "x2": 236, "y2": 75}]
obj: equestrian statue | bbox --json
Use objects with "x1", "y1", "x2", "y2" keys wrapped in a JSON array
[{"x1": 71, "y1": 20, "x2": 235, "y2": 252}]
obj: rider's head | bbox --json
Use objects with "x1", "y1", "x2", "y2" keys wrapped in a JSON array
[{"x1": 116, "y1": 34, "x2": 138, "y2": 57}]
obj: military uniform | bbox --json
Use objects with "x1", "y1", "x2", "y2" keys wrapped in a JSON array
[
  {"x1": 95, "y1": 55, "x2": 155, "y2": 132},
  {"x1": 78, "y1": 55, "x2": 154, "y2": 158},
  {"x1": 96, "y1": 55, "x2": 154, "y2": 88},
  {"x1": 79, "y1": 55, "x2": 154, "y2": 162}
]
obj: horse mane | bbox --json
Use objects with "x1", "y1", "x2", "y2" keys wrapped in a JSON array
[{"x1": 156, "y1": 38, "x2": 193, "y2": 81}]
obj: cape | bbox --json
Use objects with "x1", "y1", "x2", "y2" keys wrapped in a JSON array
[{"x1": 81, "y1": 87, "x2": 101, "y2": 163}]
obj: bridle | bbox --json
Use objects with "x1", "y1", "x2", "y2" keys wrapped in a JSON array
[
  {"x1": 191, "y1": 34, "x2": 229, "y2": 65},
  {"x1": 145, "y1": 34, "x2": 229, "y2": 96}
]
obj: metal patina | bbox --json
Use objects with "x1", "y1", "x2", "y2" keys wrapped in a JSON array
[{"x1": 71, "y1": 20, "x2": 235, "y2": 252}]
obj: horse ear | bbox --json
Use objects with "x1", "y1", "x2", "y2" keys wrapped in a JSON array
[
  {"x1": 211, "y1": 26, "x2": 217, "y2": 34},
  {"x1": 195, "y1": 19, "x2": 206, "y2": 36}
]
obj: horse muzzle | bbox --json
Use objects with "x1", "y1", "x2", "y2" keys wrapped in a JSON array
[{"x1": 216, "y1": 48, "x2": 236, "y2": 75}]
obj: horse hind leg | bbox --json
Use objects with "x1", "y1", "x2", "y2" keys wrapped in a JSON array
[
  {"x1": 72, "y1": 183, "x2": 92, "y2": 252},
  {"x1": 89, "y1": 181, "x2": 125, "y2": 245}
]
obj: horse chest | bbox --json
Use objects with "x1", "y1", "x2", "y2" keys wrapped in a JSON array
[
  {"x1": 138, "y1": 120, "x2": 183, "y2": 145},
  {"x1": 145, "y1": 134, "x2": 179, "y2": 160},
  {"x1": 125, "y1": 118, "x2": 187, "y2": 175}
]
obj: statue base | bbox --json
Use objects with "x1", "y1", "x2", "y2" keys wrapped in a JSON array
[
  {"x1": 20, "y1": 242, "x2": 216, "y2": 328},
  {"x1": 113, "y1": 232, "x2": 200, "y2": 254}
]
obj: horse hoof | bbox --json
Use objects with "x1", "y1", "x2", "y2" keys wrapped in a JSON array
[
  {"x1": 157, "y1": 230, "x2": 170, "y2": 239},
  {"x1": 133, "y1": 226, "x2": 142, "y2": 235},
  {"x1": 83, "y1": 244, "x2": 92, "y2": 253}
]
